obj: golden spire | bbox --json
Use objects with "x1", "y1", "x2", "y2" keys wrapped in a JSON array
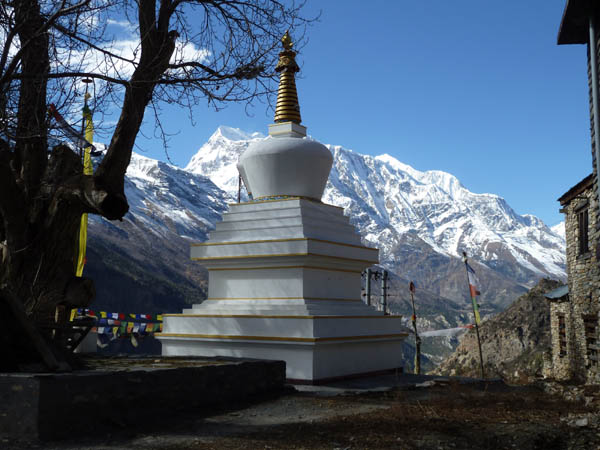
[{"x1": 274, "y1": 31, "x2": 301, "y2": 124}]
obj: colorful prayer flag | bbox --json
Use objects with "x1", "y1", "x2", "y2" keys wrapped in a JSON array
[{"x1": 465, "y1": 262, "x2": 481, "y2": 325}]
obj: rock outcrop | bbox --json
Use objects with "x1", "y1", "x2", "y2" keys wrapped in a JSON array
[{"x1": 433, "y1": 278, "x2": 562, "y2": 382}]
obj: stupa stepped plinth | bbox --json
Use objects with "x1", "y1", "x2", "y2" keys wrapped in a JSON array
[{"x1": 157, "y1": 32, "x2": 407, "y2": 382}]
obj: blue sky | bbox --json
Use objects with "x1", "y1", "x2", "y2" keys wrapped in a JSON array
[{"x1": 131, "y1": 0, "x2": 589, "y2": 228}]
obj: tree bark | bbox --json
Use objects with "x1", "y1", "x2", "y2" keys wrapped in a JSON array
[
  {"x1": 13, "y1": 0, "x2": 49, "y2": 200},
  {"x1": 0, "y1": 1, "x2": 179, "y2": 370}
]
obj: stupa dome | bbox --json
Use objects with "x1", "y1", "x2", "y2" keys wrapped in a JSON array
[{"x1": 237, "y1": 31, "x2": 332, "y2": 201}]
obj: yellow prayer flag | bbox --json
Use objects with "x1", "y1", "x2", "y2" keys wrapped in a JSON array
[
  {"x1": 474, "y1": 308, "x2": 481, "y2": 325},
  {"x1": 75, "y1": 96, "x2": 94, "y2": 277}
]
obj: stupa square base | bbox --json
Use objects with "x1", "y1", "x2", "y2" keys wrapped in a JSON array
[
  {"x1": 160, "y1": 337, "x2": 404, "y2": 381},
  {"x1": 164, "y1": 198, "x2": 409, "y2": 382}
]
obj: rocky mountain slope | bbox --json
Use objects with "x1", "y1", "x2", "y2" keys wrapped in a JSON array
[
  {"x1": 432, "y1": 278, "x2": 562, "y2": 382},
  {"x1": 85, "y1": 151, "x2": 230, "y2": 315},
  {"x1": 83, "y1": 126, "x2": 566, "y2": 366}
]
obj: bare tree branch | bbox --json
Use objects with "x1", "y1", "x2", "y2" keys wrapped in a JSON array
[
  {"x1": 51, "y1": 21, "x2": 138, "y2": 66},
  {"x1": 0, "y1": 0, "x2": 317, "y2": 368},
  {"x1": 11, "y1": 71, "x2": 129, "y2": 85}
]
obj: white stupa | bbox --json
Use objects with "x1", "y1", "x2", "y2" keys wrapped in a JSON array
[{"x1": 158, "y1": 32, "x2": 407, "y2": 382}]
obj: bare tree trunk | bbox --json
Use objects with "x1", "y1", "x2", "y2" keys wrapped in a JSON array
[
  {"x1": 0, "y1": 0, "x2": 177, "y2": 370},
  {"x1": 0, "y1": 0, "x2": 307, "y2": 370}
]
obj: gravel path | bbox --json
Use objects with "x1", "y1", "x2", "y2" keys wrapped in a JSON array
[{"x1": 4, "y1": 376, "x2": 600, "y2": 449}]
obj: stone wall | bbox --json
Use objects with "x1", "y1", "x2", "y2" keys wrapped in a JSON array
[
  {"x1": 579, "y1": 24, "x2": 600, "y2": 383},
  {"x1": 559, "y1": 178, "x2": 600, "y2": 383},
  {"x1": 0, "y1": 357, "x2": 286, "y2": 442},
  {"x1": 549, "y1": 301, "x2": 572, "y2": 380}
]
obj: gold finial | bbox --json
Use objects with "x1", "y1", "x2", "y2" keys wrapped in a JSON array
[
  {"x1": 274, "y1": 31, "x2": 301, "y2": 124},
  {"x1": 281, "y1": 30, "x2": 293, "y2": 50}
]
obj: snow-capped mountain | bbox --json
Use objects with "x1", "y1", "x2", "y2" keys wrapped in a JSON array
[
  {"x1": 120, "y1": 151, "x2": 230, "y2": 241},
  {"x1": 186, "y1": 126, "x2": 566, "y2": 300},
  {"x1": 551, "y1": 222, "x2": 566, "y2": 240},
  {"x1": 82, "y1": 126, "x2": 567, "y2": 367},
  {"x1": 85, "y1": 125, "x2": 566, "y2": 313},
  {"x1": 85, "y1": 150, "x2": 231, "y2": 315},
  {"x1": 186, "y1": 127, "x2": 264, "y2": 197}
]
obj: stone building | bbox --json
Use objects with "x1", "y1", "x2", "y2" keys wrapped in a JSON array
[
  {"x1": 547, "y1": 175, "x2": 599, "y2": 382},
  {"x1": 546, "y1": 1, "x2": 600, "y2": 383}
]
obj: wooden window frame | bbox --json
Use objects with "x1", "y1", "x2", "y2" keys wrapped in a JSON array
[
  {"x1": 583, "y1": 314, "x2": 598, "y2": 367},
  {"x1": 578, "y1": 207, "x2": 589, "y2": 255},
  {"x1": 558, "y1": 313, "x2": 567, "y2": 357}
]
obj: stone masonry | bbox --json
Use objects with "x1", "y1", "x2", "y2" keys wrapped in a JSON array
[{"x1": 554, "y1": 175, "x2": 600, "y2": 383}]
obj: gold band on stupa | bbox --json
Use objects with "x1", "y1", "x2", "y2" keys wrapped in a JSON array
[{"x1": 274, "y1": 31, "x2": 301, "y2": 124}]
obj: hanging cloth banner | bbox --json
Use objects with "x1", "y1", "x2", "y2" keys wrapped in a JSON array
[
  {"x1": 76, "y1": 97, "x2": 94, "y2": 277},
  {"x1": 465, "y1": 262, "x2": 482, "y2": 325}
]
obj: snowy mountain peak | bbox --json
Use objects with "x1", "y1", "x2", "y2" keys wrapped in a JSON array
[
  {"x1": 126, "y1": 152, "x2": 165, "y2": 181},
  {"x1": 184, "y1": 127, "x2": 566, "y2": 282},
  {"x1": 551, "y1": 221, "x2": 566, "y2": 239},
  {"x1": 212, "y1": 125, "x2": 264, "y2": 143},
  {"x1": 375, "y1": 154, "x2": 466, "y2": 199},
  {"x1": 185, "y1": 127, "x2": 264, "y2": 195},
  {"x1": 375, "y1": 153, "x2": 415, "y2": 173}
]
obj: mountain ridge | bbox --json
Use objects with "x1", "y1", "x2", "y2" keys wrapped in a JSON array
[
  {"x1": 84, "y1": 126, "x2": 566, "y2": 366},
  {"x1": 186, "y1": 126, "x2": 565, "y2": 297}
]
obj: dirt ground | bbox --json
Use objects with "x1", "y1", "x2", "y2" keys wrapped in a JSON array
[{"x1": 4, "y1": 378, "x2": 600, "y2": 450}]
